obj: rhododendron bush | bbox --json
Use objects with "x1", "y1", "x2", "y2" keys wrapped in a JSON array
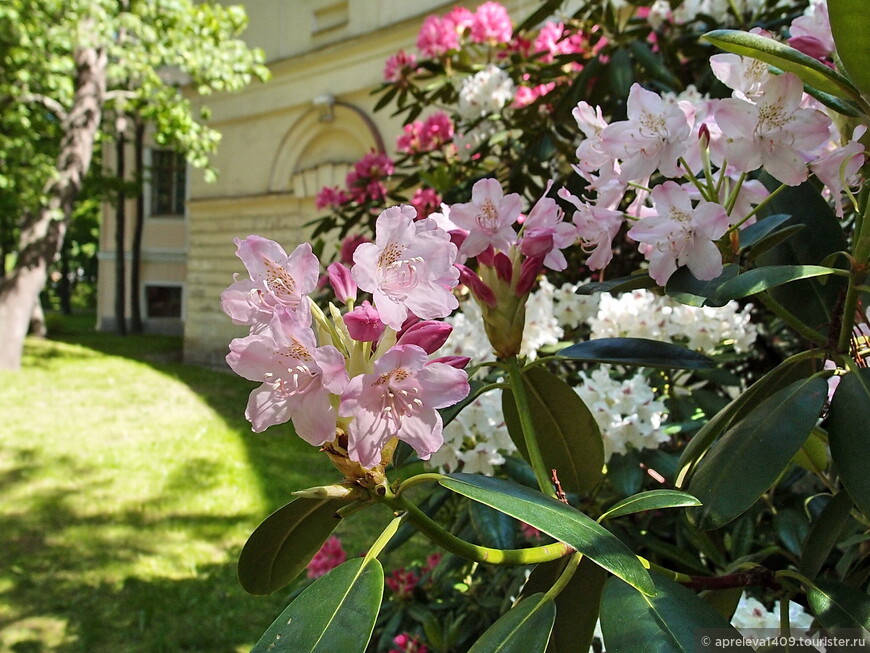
[{"x1": 224, "y1": 1, "x2": 870, "y2": 652}]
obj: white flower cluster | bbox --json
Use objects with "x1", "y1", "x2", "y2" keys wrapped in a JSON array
[
  {"x1": 575, "y1": 367, "x2": 668, "y2": 462},
  {"x1": 731, "y1": 593, "x2": 816, "y2": 649},
  {"x1": 457, "y1": 64, "x2": 515, "y2": 121},
  {"x1": 647, "y1": 0, "x2": 772, "y2": 29},
  {"x1": 428, "y1": 388, "x2": 516, "y2": 476},
  {"x1": 586, "y1": 289, "x2": 757, "y2": 354},
  {"x1": 520, "y1": 277, "x2": 563, "y2": 360}
]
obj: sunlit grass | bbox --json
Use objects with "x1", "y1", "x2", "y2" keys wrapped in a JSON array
[{"x1": 0, "y1": 314, "x2": 415, "y2": 652}]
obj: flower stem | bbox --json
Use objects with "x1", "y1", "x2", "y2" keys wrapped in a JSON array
[
  {"x1": 505, "y1": 356, "x2": 557, "y2": 499},
  {"x1": 383, "y1": 492, "x2": 573, "y2": 564},
  {"x1": 837, "y1": 195, "x2": 870, "y2": 353}
]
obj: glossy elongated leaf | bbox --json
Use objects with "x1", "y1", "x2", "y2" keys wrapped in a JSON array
[
  {"x1": 676, "y1": 354, "x2": 817, "y2": 488},
  {"x1": 600, "y1": 574, "x2": 754, "y2": 652},
  {"x1": 502, "y1": 366, "x2": 603, "y2": 495},
  {"x1": 828, "y1": 0, "x2": 870, "y2": 101},
  {"x1": 800, "y1": 491, "x2": 854, "y2": 580},
  {"x1": 665, "y1": 265, "x2": 738, "y2": 307},
  {"x1": 575, "y1": 274, "x2": 656, "y2": 295},
  {"x1": 599, "y1": 490, "x2": 701, "y2": 522},
  {"x1": 806, "y1": 578, "x2": 870, "y2": 638},
  {"x1": 714, "y1": 265, "x2": 838, "y2": 301},
  {"x1": 467, "y1": 593, "x2": 555, "y2": 653},
  {"x1": 702, "y1": 29, "x2": 859, "y2": 99},
  {"x1": 239, "y1": 498, "x2": 342, "y2": 595},
  {"x1": 753, "y1": 175, "x2": 848, "y2": 331},
  {"x1": 470, "y1": 501, "x2": 517, "y2": 550},
  {"x1": 688, "y1": 377, "x2": 828, "y2": 529},
  {"x1": 827, "y1": 369, "x2": 870, "y2": 519},
  {"x1": 559, "y1": 338, "x2": 714, "y2": 370},
  {"x1": 251, "y1": 557, "x2": 383, "y2": 653},
  {"x1": 521, "y1": 557, "x2": 608, "y2": 653},
  {"x1": 440, "y1": 474, "x2": 655, "y2": 595},
  {"x1": 737, "y1": 214, "x2": 795, "y2": 251}
]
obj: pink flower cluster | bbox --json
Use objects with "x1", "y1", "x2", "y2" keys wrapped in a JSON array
[
  {"x1": 346, "y1": 151, "x2": 395, "y2": 204},
  {"x1": 395, "y1": 112, "x2": 455, "y2": 154},
  {"x1": 221, "y1": 207, "x2": 470, "y2": 470},
  {"x1": 390, "y1": 633, "x2": 428, "y2": 653},
  {"x1": 561, "y1": 41, "x2": 861, "y2": 285},
  {"x1": 386, "y1": 553, "x2": 442, "y2": 600},
  {"x1": 306, "y1": 535, "x2": 346, "y2": 578},
  {"x1": 416, "y1": 2, "x2": 512, "y2": 58}
]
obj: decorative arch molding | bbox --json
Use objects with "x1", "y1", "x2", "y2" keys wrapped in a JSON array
[{"x1": 268, "y1": 103, "x2": 382, "y2": 196}]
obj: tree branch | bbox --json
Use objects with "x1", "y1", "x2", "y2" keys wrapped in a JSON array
[{"x1": 21, "y1": 93, "x2": 68, "y2": 121}]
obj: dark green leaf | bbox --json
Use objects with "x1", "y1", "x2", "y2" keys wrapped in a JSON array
[
  {"x1": 742, "y1": 225, "x2": 806, "y2": 261},
  {"x1": 522, "y1": 558, "x2": 608, "y2": 653},
  {"x1": 702, "y1": 29, "x2": 859, "y2": 99},
  {"x1": 701, "y1": 587, "x2": 744, "y2": 622},
  {"x1": 677, "y1": 354, "x2": 817, "y2": 487},
  {"x1": 575, "y1": 274, "x2": 657, "y2": 295},
  {"x1": 807, "y1": 578, "x2": 870, "y2": 640},
  {"x1": 600, "y1": 574, "x2": 754, "y2": 652},
  {"x1": 251, "y1": 557, "x2": 383, "y2": 653},
  {"x1": 467, "y1": 593, "x2": 555, "y2": 653},
  {"x1": 502, "y1": 366, "x2": 604, "y2": 495},
  {"x1": 773, "y1": 508, "x2": 809, "y2": 557},
  {"x1": 599, "y1": 490, "x2": 701, "y2": 521},
  {"x1": 714, "y1": 265, "x2": 838, "y2": 300},
  {"x1": 827, "y1": 369, "x2": 870, "y2": 519},
  {"x1": 559, "y1": 338, "x2": 714, "y2": 369},
  {"x1": 373, "y1": 84, "x2": 399, "y2": 112},
  {"x1": 440, "y1": 474, "x2": 655, "y2": 595},
  {"x1": 828, "y1": 0, "x2": 870, "y2": 102},
  {"x1": 515, "y1": 0, "x2": 565, "y2": 33},
  {"x1": 238, "y1": 497, "x2": 342, "y2": 595},
  {"x1": 627, "y1": 40, "x2": 682, "y2": 91},
  {"x1": 470, "y1": 501, "x2": 517, "y2": 550},
  {"x1": 753, "y1": 175, "x2": 848, "y2": 331},
  {"x1": 665, "y1": 265, "x2": 738, "y2": 307},
  {"x1": 609, "y1": 48, "x2": 635, "y2": 98},
  {"x1": 688, "y1": 378, "x2": 827, "y2": 529},
  {"x1": 800, "y1": 491, "x2": 854, "y2": 580},
  {"x1": 608, "y1": 451, "x2": 644, "y2": 497},
  {"x1": 738, "y1": 214, "x2": 798, "y2": 250}
]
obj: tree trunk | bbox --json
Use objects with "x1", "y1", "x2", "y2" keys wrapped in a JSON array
[
  {"x1": 129, "y1": 119, "x2": 145, "y2": 333},
  {"x1": 29, "y1": 296, "x2": 47, "y2": 338},
  {"x1": 0, "y1": 42, "x2": 107, "y2": 369},
  {"x1": 58, "y1": 235, "x2": 72, "y2": 315},
  {"x1": 114, "y1": 129, "x2": 127, "y2": 335}
]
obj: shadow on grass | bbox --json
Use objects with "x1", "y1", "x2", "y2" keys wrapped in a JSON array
[{"x1": 0, "y1": 444, "x2": 296, "y2": 653}]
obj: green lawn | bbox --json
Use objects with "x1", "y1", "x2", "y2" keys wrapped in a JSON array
[{"x1": 0, "y1": 314, "x2": 410, "y2": 652}]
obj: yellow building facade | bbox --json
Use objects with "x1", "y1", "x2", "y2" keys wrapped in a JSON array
[{"x1": 96, "y1": 0, "x2": 540, "y2": 365}]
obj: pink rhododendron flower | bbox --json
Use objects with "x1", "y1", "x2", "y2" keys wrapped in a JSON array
[
  {"x1": 445, "y1": 6, "x2": 474, "y2": 35},
  {"x1": 600, "y1": 83, "x2": 694, "y2": 181},
  {"x1": 226, "y1": 305, "x2": 348, "y2": 441},
  {"x1": 339, "y1": 345, "x2": 470, "y2": 468},
  {"x1": 327, "y1": 262, "x2": 357, "y2": 304},
  {"x1": 421, "y1": 112, "x2": 454, "y2": 147},
  {"x1": 417, "y1": 14, "x2": 459, "y2": 57},
  {"x1": 307, "y1": 535, "x2": 346, "y2": 578},
  {"x1": 410, "y1": 187, "x2": 441, "y2": 220},
  {"x1": 386, "y1": 566, "x2": 420, "y2": 599},
  {"x1": 346, "y1": 151, "x2": 394, "y2": 203},
  {"x1": 788, "y1": 0, "x2": 835, "y2": 61},
  {"x1": 396, "y1": 320, "x2": 453, "y2": 354},
  {"x1": 715, "y1": 72, "x2": 832, "y2": 186},
  {"x1": 390, "y1": 633, "x2": 428, "y2": 653},
  {"x1": 519, "y1": 185, "x2": 577, "y2": 271},
  {"x1": 352, "y1": 206, "x2": 460, "y2": 330},
  {"x1": 810, "y1": 125, "x2": 867, "y2": 217},
  {"x1": 384, "y1": 50, "x2": 417, "y2": 83},
  {"x1": 343, "y1": 300, "x2": 385, "y2": 342},
  {"x1": 339, "y1": 233, "x2": 370, "y2": 265},
  {"x1": 559, "y1": 188, "x2": 624, "y2": 270},
  {"x1": 512, "y1": 82, "x2": 557, "y2": 108},
  {"x1": 396, "y1": 122, "x2": 425, "y2": 154},
  {"x1": 449, "y1": 178, "x2": 522, "y2": 257},
  {"x1": 709, "y1": 53, "x2": 771, "y2": 100},
  {"x1": 627, "y1": 181, "x2": 729, "y2": 285},
  {"x1": 571, "y1": 101, "x2": 614, "y2": 180},
  {"x1": 470, "y1": 2, "x2": 513, "y2": 44},
  {"x1": 221, "y1": 237, "x2": 320, "y2": 327},
  {"x1": 315, "y1": 185, "x2": 350, "y2": 211}
]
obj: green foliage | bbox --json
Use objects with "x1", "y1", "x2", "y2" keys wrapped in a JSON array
[
  {"x1": 466, "y1": 593, "x2": 555, "y2": 653},
  {"x1": 558, "y1": 337, "x2": 715, "y2": 369},
  {"x1": 826, "y1": 369, "x2": 870, "y2": 519}
]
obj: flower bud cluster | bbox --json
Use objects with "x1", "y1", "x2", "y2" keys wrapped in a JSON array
[{"x1": 220, "y1": 207, "x2": 470, "y2": 478}]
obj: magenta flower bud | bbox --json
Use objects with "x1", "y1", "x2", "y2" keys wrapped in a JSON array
[
  {"x1": 493, "y1": 251, "x2": 513, "y2": 283},
  {"x1": 456, "y1": 263, "x2": 497, "y2": 308},
  {"x1": 476, "y1": 245, "x2": 496, "y2": 267},
  {"x1": 520, "y1": 232, "x2": 554, "y2": 258},
  {"x1": 429, "y1": 355, "x2": 471, "y2": 369},
  {"x1": 516, "y1": 255, "x2": 545, "y2": 296},
  {"x1": 397, "y1": 320, "x2": 453, "y2": 354},
  {"x1": 327, "y1": 262, "x2": 357, "y2": 303},
  {"x1": 343, "y1": 300, "x2": 385, "y2": 342},
  {"x1": 698, "y1": 123, "x2": 711, "y2": 145}
]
